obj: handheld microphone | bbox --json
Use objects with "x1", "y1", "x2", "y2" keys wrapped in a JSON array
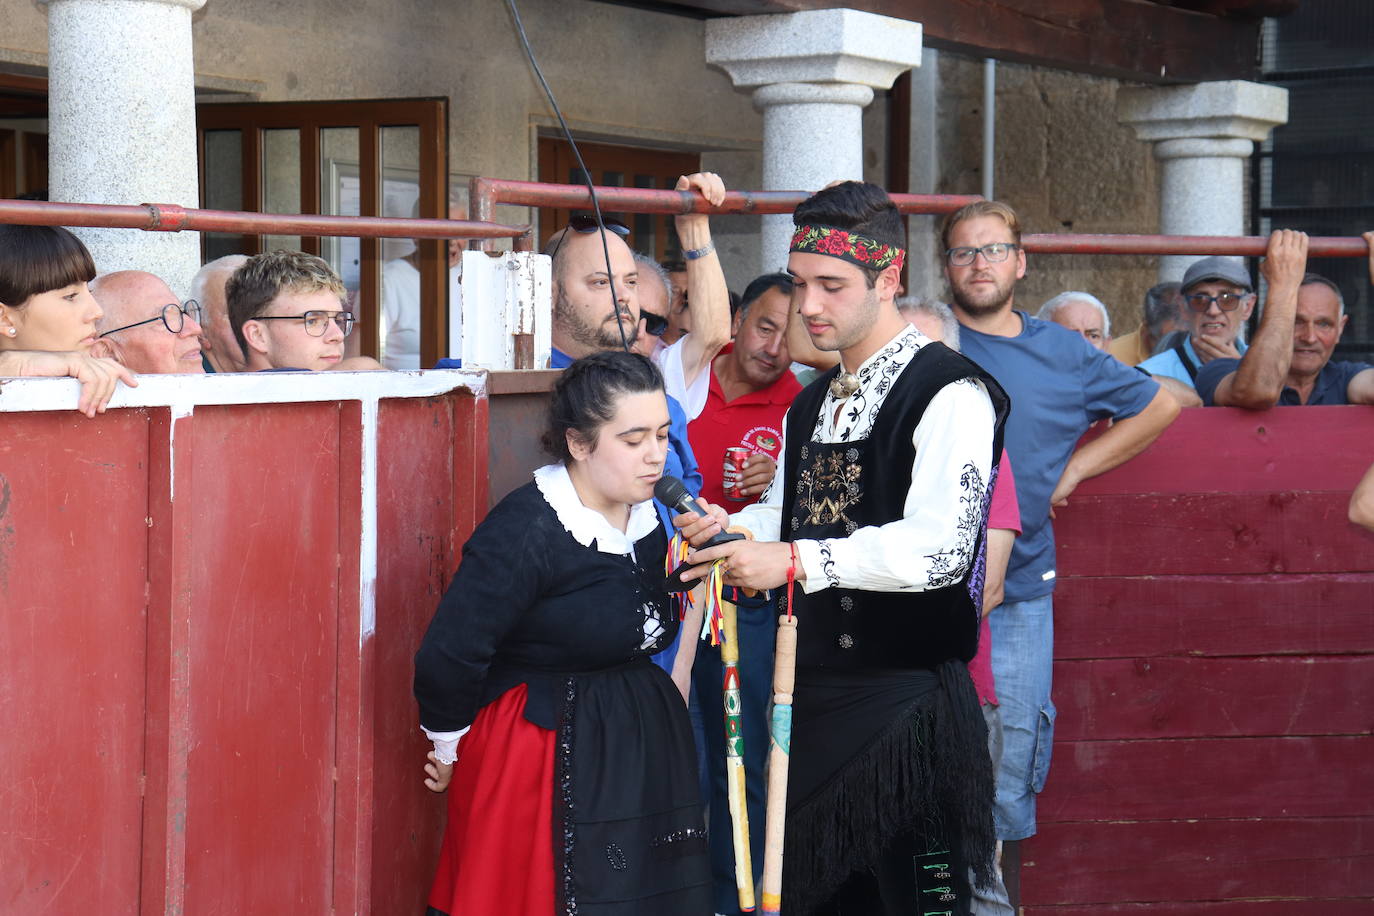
[
  {"x1": 655, "y1": 475, "x2": 743, "y2": 591},
  {"x1": 655, "y1": 476, "x2": 745, "y2": 550}
]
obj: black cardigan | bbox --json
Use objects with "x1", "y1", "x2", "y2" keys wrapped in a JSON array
[{"x1": 414, "y1": 481, "x2": 674, "y2": 731}]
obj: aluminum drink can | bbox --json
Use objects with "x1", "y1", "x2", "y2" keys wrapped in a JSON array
[{"x1": 723, "y1": 447, "x2": 751, "y2": 501}]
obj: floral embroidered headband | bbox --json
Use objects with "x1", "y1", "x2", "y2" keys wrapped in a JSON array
[{"x1": 789, "y1": 224, "x2": 905, "y2": 272}]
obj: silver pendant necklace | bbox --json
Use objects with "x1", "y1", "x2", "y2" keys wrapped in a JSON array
[{"x1": 829, "y1": 371, "x2": 860, "y2": 400}]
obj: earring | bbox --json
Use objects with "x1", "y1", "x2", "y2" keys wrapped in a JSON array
[{"x1": 5, "y1": 328, "x2": 14, "y2": 337}]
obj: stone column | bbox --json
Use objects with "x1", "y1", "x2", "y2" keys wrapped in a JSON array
[
  {"x1": 41, "y1": 0, "x2": 206, "y2": 297},
  {"x1": 706, "y1": 9, "x2": 923, "y2": 270},
  {"x1": 1118, "y1": 80, "x2": 1288, "y2": 281}
]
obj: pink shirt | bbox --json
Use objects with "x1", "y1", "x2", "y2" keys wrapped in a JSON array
[{"x1": 968, "y1": 450, "x2": 1021, "y2": 705}]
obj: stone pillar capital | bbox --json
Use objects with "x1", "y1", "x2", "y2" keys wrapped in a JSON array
[
  {"x1": 706, "y1": 8, "x2": 922, "y2": 91},
  {"x1": 1117, "y1": 79, "x2": 1288, "y2": 144},
  {"x1": 1153, "y1": 136, "x2": 1257, "y2": 162},
  {"x1": 751, "y1": 82, "x2": 874, "y2": 113}
]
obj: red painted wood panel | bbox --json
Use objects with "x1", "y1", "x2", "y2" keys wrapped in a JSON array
[
  {"x1": 141, "y1": 409, "x2": 196, "y2": 916},
  {"x1": 0, "y1": 411, "x2": 151, "y2": 915},
  {"x1": 332, "y1": 401, "x2": 369, "y2": 915},
  {"x1": 1026, "y1": 900, "x2": 1374, "y2": 915},
  {"x1": 1038, "y1": 736, "x2": 1373, "y2": 821},
  {"x1": 181, "y1": 404, "x2": 342, "y2": 915},
  {"x1": 1053, "y1": 574, "x2": 1374, "y2": 660},
  {"x1": 371, "y1": 395, "x2": 466, "y2": 916},
  {"x1": 1021, "y1": 817, "x2": 1374, "y2": 906},
  {"x1": 1052, "y1": 656, "x2": 1374, "y2": 741},
  {"x1": 1055, "y1": 490, "x2": 1374, "y2": 577},
  {"x1": 1073, "y1": 406, "x2": 1374, "y2": 497}
]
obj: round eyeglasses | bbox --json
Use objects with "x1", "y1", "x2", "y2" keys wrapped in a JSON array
[
  {"x1": 250, "y1": 310, "x2": 356, "y2": 337},
  {"x1": 98, "y1": 300, "x2": 203, "y2": 338}
]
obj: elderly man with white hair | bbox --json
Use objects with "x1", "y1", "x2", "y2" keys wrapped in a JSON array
[
  {"x1": 1036, "y1": 291, "x2": 1111, "y2": 351},
  {"x1": 192, "y1": 254, "x2": 250, "y2": 373}
]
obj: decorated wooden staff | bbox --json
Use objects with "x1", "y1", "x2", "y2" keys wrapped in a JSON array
[
  {"x1": 721, "y1": 597, "x2": 756, "y2": 911},
  {"x1": 759, "y1": 544, "x2": 799, "y2": 916}
]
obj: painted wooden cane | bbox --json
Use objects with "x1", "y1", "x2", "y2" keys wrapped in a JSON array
[
  {"x1": 721, "y1": 598, "x2": 756, "y2": 911},
  {"x1": 759, "y1": 545, "x2": 798, "y2": 916}
]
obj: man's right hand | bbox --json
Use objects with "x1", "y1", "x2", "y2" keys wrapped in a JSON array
[
  {"x1": 1259, "y1": 228, "x2": 1309, "y2": 291},
  {"x1": 672, "y1": 497, "x2": 731, "y2": 548},
  {"x1": 1192, "y1": 334, "x2": 1242, "y2": 362}
]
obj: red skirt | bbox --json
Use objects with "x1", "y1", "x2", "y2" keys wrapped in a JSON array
[{"x1": 427, "y1": 683, "x2": 556, "y2": 916}]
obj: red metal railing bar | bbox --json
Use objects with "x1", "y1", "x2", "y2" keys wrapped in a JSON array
[
  {"x1": 468, "y1": 177, "x2": 981, "y2": 219},
  {"x1": 470, "y1": 177, "x2": 1373, "y2": 258},
  {"x1": 0, "y1": 199, "x2": 528, "y2": 240},
  {"x1": 1022, "y1": 232, "x2": 1370, "y2": 258}
]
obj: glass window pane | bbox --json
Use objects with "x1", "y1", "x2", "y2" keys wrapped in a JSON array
[
  {"x1": 379, "y1": 125, "x2": 422, "y2": 369},
  {"x1": 202, "y1": 129, "x2": 245, "y2": 261},
  {"x1": 319, "y1": 126, "x2": 361, "y2": 293},
  {"x1": 262, "y1": 127, "x2": 301, "y2": 251}
]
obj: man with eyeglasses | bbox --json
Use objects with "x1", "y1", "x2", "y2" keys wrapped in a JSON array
[
  {"x1": 1198, "y1": 233, "x2": 1373, "y2": 407},
  {"x1": 227, "y1": 250, "x2": 382, "y2": 373},
  {"x1": 940, "y1": 200, "x2": 1179, "y2": 908},
  {"x1": 89, "y1": 271, "x2": 206, "y2": 375},
  {"x1": 1137, "y1": 238, "x2": 1305, "y2": 398},
  {"x1": 631, "y1": 252, "x2": 673, "y2": 359}
]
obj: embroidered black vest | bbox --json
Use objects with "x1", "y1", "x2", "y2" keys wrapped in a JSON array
[{"x1": 780, "y1": 341, "x2": 1010, "y2": 671}]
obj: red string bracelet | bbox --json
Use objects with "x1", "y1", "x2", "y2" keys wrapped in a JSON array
[{"x1": 785, "y1": 541, "x2": 798, "y2": 621}]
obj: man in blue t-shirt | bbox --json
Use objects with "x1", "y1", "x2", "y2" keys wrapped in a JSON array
[
  {"x1": 1198, "y1": 249, "x2": 1374, "y2": 407},
  {"x1": 940, "y1": 201, "x2": 1180, "y2": 873}
]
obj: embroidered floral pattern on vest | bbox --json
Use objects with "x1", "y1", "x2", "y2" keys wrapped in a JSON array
[{"x1": 797, "y1": 449, "x2": 863, "y2": 531}]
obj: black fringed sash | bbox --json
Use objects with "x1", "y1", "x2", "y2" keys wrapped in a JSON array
[{"x1": 781, "y1": 660, "x2": 996, "y2": 915}]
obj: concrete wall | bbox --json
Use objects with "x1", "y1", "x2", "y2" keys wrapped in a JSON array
[{"x1": 919, "y1": 52, "x2": 1163, "y2": 336}]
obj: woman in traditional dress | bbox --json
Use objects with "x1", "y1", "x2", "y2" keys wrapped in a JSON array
[
  {"x1": 0, "y1": 224, "x2": 134, "y2": 414},
  {"x1": 414, "y1": 349, "x2": 711, "y2": 916}
]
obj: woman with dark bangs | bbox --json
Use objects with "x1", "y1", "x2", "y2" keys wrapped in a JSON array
[{"x1": 0, "y1": 224, "x2": 135, "y2": 416}]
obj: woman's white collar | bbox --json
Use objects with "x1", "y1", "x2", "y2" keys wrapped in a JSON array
[{"x1": 533, "y1": 463, "x2": 659, "y2": 555}]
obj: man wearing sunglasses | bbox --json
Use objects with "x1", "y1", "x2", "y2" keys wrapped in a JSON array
[
  {"x1": 1137, "y1": 247, "x2": 1272, "y2": 393},
  {"x1": 89, "y1": 271, "x2": 206, "y2": 375},
  {"x1": 228, "y1": 250, "x2": 382, "y2": 373}
]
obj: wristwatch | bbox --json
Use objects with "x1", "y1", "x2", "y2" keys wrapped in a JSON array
[{"x1": 683, "y1": 240, "x2": 715, "y2": 261}]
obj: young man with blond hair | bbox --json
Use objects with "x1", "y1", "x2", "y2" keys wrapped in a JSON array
[{"x1": 228, "y1": 250, "x2": 380, "y2": 372}]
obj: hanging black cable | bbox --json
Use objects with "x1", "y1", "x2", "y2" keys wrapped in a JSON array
[{"x1": 505, "y1": 0, "x2": 634, "y2": 353}]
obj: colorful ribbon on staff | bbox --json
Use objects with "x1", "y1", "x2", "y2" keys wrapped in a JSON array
[{"x1": 666, "y1": 531, "x2": 727, "y2": 646}]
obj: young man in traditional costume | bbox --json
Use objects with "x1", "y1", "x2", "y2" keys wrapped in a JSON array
[{"x1": 679, "y1": 181, "x2": 1007, "y2": 915}]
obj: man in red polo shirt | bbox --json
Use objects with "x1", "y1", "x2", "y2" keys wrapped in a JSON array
[
  {"x1": 666, "y1": 272, "x2": 802, "y2": 510},
  {"x1": 664, "y1": 271, "x2": 802, "y2": 915}
]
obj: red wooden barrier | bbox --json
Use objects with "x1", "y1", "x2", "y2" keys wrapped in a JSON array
[
  {"x1": 0, "y1": 371, "x2": 488, "y2": 916},
  {"x1": 1023, "y1": 405, "x2": 1374, "y2": 914},
  {"x1": 4, "y1": 376, "x2": 1371, "y2": 913}
]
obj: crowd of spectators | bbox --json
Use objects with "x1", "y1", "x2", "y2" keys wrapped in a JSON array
[{"x1": 4, "y1": 179, "x2": 1372, "y2": 916}]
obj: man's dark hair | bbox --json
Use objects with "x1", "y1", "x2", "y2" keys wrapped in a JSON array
[
  {"x1": 0, "y1": 225, "x2": 96, "y2": 308},
  {"x1": 792, "y1": 181, "x2": 904, "y2": 288},
  {"x1": 737, "y1": 272, "x2": 794, "y2": 320},
  {"x1": 1142, "y1": 281, "x2": 1183, "y2": 337},
  {"x1": 541, "y1": 350, "x2": 665, "y2": 463}
]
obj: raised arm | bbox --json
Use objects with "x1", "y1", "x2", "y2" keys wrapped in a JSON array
[
  {"x1": 672, "y1": 172, "x2": 732, "y2": 390},
  {"x1": 1210, "y1": 229, "x2": 1309, "y2": 408}
]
